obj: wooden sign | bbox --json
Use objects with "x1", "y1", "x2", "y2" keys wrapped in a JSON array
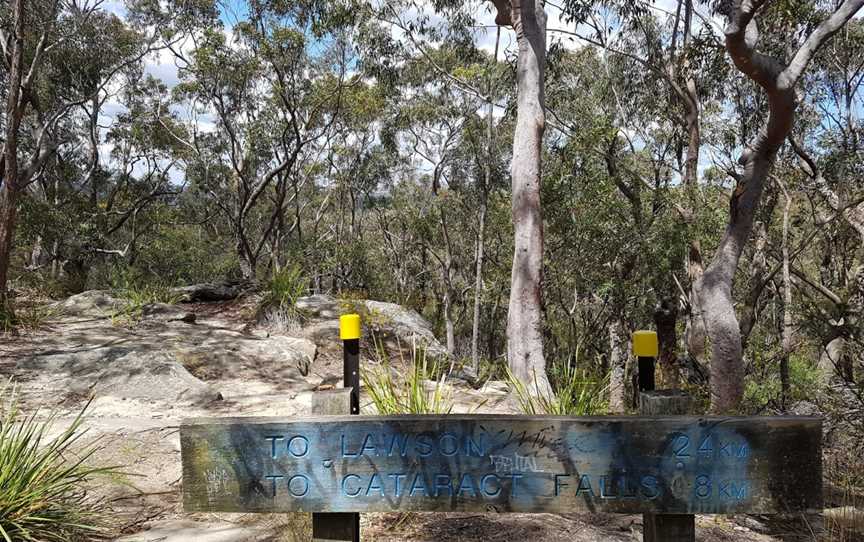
[{"x1": 181, "y1": 415, "x2": 821, "y2": 515}]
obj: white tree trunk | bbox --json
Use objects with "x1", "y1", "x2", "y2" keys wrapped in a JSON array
[
  {"x1": 471, "y1": 28, "x2": 500, "y2": 374},
  {"x1": 505, "y1": 0, "x2": 552, "y2": 397}
]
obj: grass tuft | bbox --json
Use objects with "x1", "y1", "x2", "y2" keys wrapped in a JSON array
[
  {"x1": 0, "y1": 380, "x2": 120, "y2": 541},
  {"x1": 1, "y1": 301, "x2": 59, "y2": 334},
  {"x1": 258, "y1": 266, "x2": 307, "y2": 332},
  {"x1": 363, "y1": 336, "x2": 453, "y2": 415}
]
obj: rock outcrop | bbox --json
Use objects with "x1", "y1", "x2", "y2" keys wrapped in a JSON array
[
  {"x1": 295, "y1": 295, "x2": 447, "y2": 357},
  {"x1": 19, "y1": 346, "x2": 223, "y2": 406},
  {"x1": 55, "y1": 290, "x2": 122, "y2": 318}
]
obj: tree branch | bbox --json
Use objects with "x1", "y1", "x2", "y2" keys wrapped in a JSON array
[{"x1": 778, "y1": 0, "x2": 864, "y2": 90}]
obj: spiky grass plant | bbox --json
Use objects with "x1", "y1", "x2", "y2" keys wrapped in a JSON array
[
  {"x1": 507, "y1": 348, "x2": 608, "y2": 416},
  {"x1": 362, "y1": 336, "x2": 453, "y2": 415},
  {"x1": 0, "y1": 381, "x2": 117, "y2": 541},
  {"x1": 111, "y1": 282, "x2": 182, "y2": 325}
]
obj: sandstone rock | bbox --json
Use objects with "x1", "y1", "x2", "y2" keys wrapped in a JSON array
[
  {"x1": 115, "y1": 520, "x2": 273, "y2": 542},
  {"x1": 19, "y1": 347, "x2": 222, "y2": 406},
  {"x1": 295, "y1": 296, "x2": 448, "y2": 358},
  {"x1": 301, "y1": 319, "x2": 340, "y2": 344},
  {"x1": 172, "y1": 280, "x2": 256, "y2": 302},
  {"x1": 141, "y1": 303, "x2": 196, "y2": 323},
  {"x1": 480, "y1": 380, "x2": 510, "y2": 394},
  {"x1": 362, "y1": 300, "x2": 448, "y2": 358},
  {"x1": 295, "y1": 294, "x2": 341, "y2": 319},
  {"x1": 55, "y1": 290, "x2": 121, "y2": 318}
]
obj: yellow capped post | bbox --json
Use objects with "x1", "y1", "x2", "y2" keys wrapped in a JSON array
[
  {"x1": 633, "y1": 330, "x2": 658, "y2": 393},
  {"x1": 340, "y1": 313, "x2": 361, "y2": 417},
  {"x1": 339, "y1": 313, "x2": 361, "y2": 340},
  {"x1": 632, "y1": 330, "x2": 659, "y2": 357},
  {"x1": 322, "y1": 313, "x2": 362, "y2": 538}
]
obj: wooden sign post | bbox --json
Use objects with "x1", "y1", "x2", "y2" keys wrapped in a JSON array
[
  {"x1": 310, "y1": 314, "x2": 362, "y2": 542},
  {"x1": 634, "y1": 330, "x2": 695, "y2": 541},
  {"x1": 181, "y1": 415, "x2": 822, "y2": 517}
]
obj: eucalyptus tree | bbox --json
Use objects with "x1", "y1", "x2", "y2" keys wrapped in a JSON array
[
  {"x1": 484, "y1": 0, "x2": 553, "y2": 395},
  {"x1": 172, "y1": 2, "x2": 356, "y2": 279},
  {"x1": 1, "y1": 0, "x2": 131, "y2": 306},
  {"x1": 694, "y1": 0, "x2": 864, "y2": 412},
  {"x1": 0, "y1": 0, "x2": 204, "y2": 306}
]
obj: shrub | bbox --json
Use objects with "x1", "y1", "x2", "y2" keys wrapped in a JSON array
[
  {"x1": 258, "y1": 266, "x2": 308, "y2": 332},
  {"x1": 0, "y1": 304, "x2": 14, "y2": 334},
  {"x1": 743, "y1": 349, "x2": 822, "y2": 412},
  {"x1": 362, "y1": 337, "x2": 453, "y2": 414},
  {"x1": 0, "y1": 381, "x2": 118, "y2": 541},
  {"x1": 261, "y1": 265, "x2": 307, "y2": 310},
  {"x1": 110, "y1": 282, "x2": 181, "y2": 325},
  {"x1": 1, "y1": 302, "x2": 59, "y2": 334}
]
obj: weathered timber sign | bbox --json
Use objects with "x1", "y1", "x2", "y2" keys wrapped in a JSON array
[{"x1": 181, "y1": 415, "x2": 822, "y2": 515}]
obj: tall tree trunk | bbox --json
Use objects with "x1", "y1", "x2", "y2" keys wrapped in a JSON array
[
  {"x1": 608, "y1": 318, "x2": 628, "y2": 413},
  {"x1": 471, "y1": 199, "x2": 486, "y2": 368},
  {"x1": 503, "y1": 0, "x2": 552, "y2": 396},
  {"x1": 0, "y1": 0, "x2": 26, "y2": 310},
  {"x1": 472, "y1": 27, "x2": 500, "y2": 374},
  {"x1": 684, "y1": 241, "x2": 707, "y2": 363},
  {"x1": 443, "y1": 290, "x2": 455, "y2": 356},
  {"x1": 654, "y1": 297, "x2": 680, "y2": 388},
  {"x1": 778, "y1": 179, "x2": 793, "y2": 410},
  {"x1": 440, "y1": 205, "x2": 456, "y2": 356},
  {"x1": 698, "y1": 157, "x2": 775, "y2": 412},
  {"x1": 0, "y1": 190, "x2": 18, "y2": 309}
]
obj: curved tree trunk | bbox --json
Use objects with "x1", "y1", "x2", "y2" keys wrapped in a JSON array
[
  {"x1": 698, "y1": 0, "x2": 864, "y2": 412},
  {"x1": 504, "y1": 0, "x2": 552, "y2": 397}
]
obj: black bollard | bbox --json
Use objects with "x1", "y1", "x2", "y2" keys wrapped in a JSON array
[{"x1": 312, "y1": 313, "x2": 361, "y2": 542}]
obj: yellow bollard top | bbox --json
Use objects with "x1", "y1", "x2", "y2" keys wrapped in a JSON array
[
  {"x1": 632, "y1": 330, "x2": 658, "y2": 357},
  {"x1": 339, "y1": 313, "x2": 361, "y2": 340}
]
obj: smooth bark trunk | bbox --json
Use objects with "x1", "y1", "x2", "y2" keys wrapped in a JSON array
[
  {"x1": 472, "y1": 28, "x2": 499, "y2": 373},
  {"x1": 818, "y1": 334, "x2": 847, "y2": 385},
  {"x1": 471, "y1": 199, "x2": 487, "y2": 370},
  {"x1": 698, "y1": 0, "x2": 864, "y2": 412},
  {"x1": 779, "y1": 180, "x2": 793, "y2": 410},
  {"x1": 444, "y1": 291, "x2": 455, "y2": 357},
  {"x1": 505, "y1": 0, "x2": 552, "y2": 397},
  {"x1": 684, "y1": 240, "x2": 707, "y2": 363}
]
